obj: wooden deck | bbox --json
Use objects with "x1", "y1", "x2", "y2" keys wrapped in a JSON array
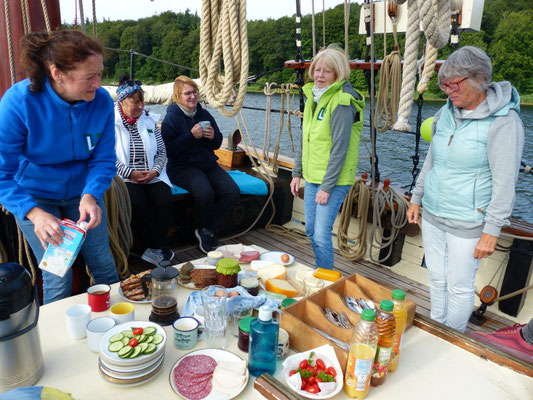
[{"x1": 127, "y1": 226, "x2": 533, "y2": 376}]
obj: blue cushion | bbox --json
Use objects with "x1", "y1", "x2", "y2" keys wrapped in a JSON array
[{"x1": 171, "y1": 170, "x2": 268, "y2": 196}]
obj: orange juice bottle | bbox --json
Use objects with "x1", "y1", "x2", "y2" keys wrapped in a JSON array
[
  {"x1": 389, "y1": 289, "x2": 407, "y2": 372},
  {"x1": 345, "y1": 309, "x2": 377, "y2": 399},
  {"x1": 371, "y1": 300, "x2": 395, "y2": 386}
]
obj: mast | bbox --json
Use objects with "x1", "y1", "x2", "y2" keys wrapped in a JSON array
[{"x1": 0, "y1": 0, "x2": 61, "y2": 97}]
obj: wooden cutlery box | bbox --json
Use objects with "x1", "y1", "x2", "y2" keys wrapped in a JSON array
[{"x1": 280, "y1": 273, "x2": 416, "y2": 371}]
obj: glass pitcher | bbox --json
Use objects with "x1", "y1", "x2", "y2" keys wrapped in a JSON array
[{"x1": 141, "y1": 266, "x2": 179, "y2": 326}]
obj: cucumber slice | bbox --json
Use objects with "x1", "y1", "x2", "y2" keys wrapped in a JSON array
[
  {"x1": 109, "y1": 333, "x2": 124, "y2": 343},
  {"x1": 128, "y1": 346, "x2": 142, "y2": 358},
  {"x1": 138, "y1": 342, "x2": 148, "y2": 353},
  {"x1": 143, "y1": 327, "x2": 157, "y2": 336},
  {"x1": 121, "y1": 330, "x2": 134, "y2": 338},
  {"x1": 108, "y1": 341, "x2": 124, "y2": 352},
  {"x1": 152, "y1": 334, "x2": 164, "y2": 345},
  {"x1": 143, "y1": 343, "x2": 156, "y2": 354},
  {"x1": 118, "y1": 345, "x2": 133, "y2": 358},
  {"x1": 145, "y1": 336, "x2": 153, "y2": 344},
  {"x1": 136, "y1": 334, "x2": 146, "y2": 343},
  {"x1": 121, "y1": 337, "x2": 130, "y2": 346}
]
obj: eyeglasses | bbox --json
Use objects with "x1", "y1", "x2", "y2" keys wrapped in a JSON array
[
  {"x1": 183, "y1": 90, "x2": 198, "y2": 97},
  {"x1": 439, "y1": 77, "x2": 468, "y2": 92}
]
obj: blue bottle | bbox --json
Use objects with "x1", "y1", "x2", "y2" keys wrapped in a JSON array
[{"x1": 248, "y1": 305, "x2": 281, "y2": 376}]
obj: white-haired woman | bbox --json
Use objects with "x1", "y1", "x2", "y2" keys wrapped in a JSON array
[
  {"x1": 407, "y1": 46, "x2": 524, "y2": 332},
  {"x1": 290, "y1": 45, "x2": 365, "y2": 270},
  {"x1": 114, "y1": 76, "x2": 174, "y2": 267}
]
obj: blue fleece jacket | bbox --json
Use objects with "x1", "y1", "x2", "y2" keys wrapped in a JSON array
[
  {"x1": 0, "y1": 78, "x2": 116, "y2": 221},
  {"x1": 161, "y1": 102, "x2": 223, "y2": 173}
]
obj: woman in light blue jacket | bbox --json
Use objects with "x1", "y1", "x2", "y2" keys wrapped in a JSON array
[{"x1": 407, "y1": 46, "x2": 524, "y2": 332}]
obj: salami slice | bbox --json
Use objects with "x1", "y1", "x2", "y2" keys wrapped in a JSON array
[
  {"x1": 239, "y1": 250, "x2": 260, "y2": 263},
  {"x1": 179, "y1": 380, "x2": 212, "y2": 400},
  {"x1": 177, "y1": 355, "x2": 217, "y2": 375},
  {"x1": 173, "y1": 354, "x2": 217, "y2": 400}
]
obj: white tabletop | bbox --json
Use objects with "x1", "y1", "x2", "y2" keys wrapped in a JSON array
[{"x1": 33, "y1": 255, "x2": 532, "y2": 400}]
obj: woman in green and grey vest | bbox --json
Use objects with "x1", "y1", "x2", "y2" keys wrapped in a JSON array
[
  {"x1": 407, "y1": 46, "x2": 524, "y2": 332},
  {"x1": 290, "y1": 46, "x2": 365, "y2": 270}
]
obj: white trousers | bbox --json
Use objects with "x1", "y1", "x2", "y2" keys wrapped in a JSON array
[{"x1": 422, "y1": 218, "x2": 480, "y2": 332}]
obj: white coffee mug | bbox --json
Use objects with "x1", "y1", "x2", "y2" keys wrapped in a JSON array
[
  {"x1": 110, "y1": 302, "x2": 135, "y2": 324},
  {"x1": 65, "y1": 304, "x2": 92, "y2": 339},
  {"x1": 277, "y1": 328, "x2": 290, "y2": 359},
  {"x1": 173, "y1": 317, "x2": 199, "y2": 350},
  {"x1": 86, "y1": 316, "x2": 116, "y2": 352}
]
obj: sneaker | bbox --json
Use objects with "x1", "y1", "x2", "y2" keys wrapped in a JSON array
[
  {"x1": 471, "y1": 323, "x2": 533, "y2": 364},
  {"x1": 195, "y1": 228, "x2": 214, "y2": 253},
  {"x1": 159, "y1": 249, "x2": 175, "y2": 267},
  {"x1": 141, "y1": 248, "x2": 165, "y2": 266},
  {"x1": 206, "y1": 231, "x2": 222, "y2": 249}
]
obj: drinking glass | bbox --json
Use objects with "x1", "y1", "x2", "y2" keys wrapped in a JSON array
[
  {"x1": 200, "y1": 285, "x2": 228, "y2": 349},
  {"x1": 228, "y1": 296, "x2": 254, "y2": 337}
]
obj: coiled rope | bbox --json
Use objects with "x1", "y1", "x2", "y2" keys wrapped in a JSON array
[
  {"x1": 374, "y1": 2, "x2": 402, "y2": 133},
  {"x1": 337, "y1": 179, "x2": 371, "y2": 261},
  {"x1": 3, "y1": 0, "x2": 16, "y2": 85},
  {"x1": 262, "y1": 83, "x2": 278, "y2": 166},
  {"x1": 39, "y1": 0, "x2": 51, "y2": 32},
  {"x1": 103, "y1": 176, "x2": 132, "y2": 280},
  {"x1": 393, "y1": 0, "x2": 450, "y2": 132},
  {"x1": 367, "y1": 185, "x2": 408, "y2": 263},
  {"x1": 199, "y1": 0, "x2": 249, "y2": 117}
]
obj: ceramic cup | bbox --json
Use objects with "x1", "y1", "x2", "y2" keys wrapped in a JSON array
[
  {"x1": 277, "y1": 328, "x2": 290, "y2": 359},
  {"x1": 86, "y1": 316, "x2": 116, "y2": 353},
  {"x1": 65, "y1": 304, "x2": 92, "y2": 339},
  {"x1": 87, "y1": 284, "x2": 111, "y2": 312},
  {"x1": 199, "y1": 120, "x2": 211, "y2": 130},
  {"x1": 110, "y1": 302, "x2": 135, "y2": 324},
  {"x1": 173, "y1": 317, "x2": 199, "y2": 350}
]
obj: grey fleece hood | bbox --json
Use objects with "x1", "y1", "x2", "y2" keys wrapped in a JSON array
[{"x1": 454, "y1": 81, "x2": 521, "y2": 120}]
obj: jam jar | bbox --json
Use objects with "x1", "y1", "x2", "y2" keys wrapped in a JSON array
[{"x1": 237, "y1": 316, "x2": 255, "y2": 352}]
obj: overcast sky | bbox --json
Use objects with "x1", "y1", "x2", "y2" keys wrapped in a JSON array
[{"x1": 58, "y1": 0, "x2": 363, "y2": 23}]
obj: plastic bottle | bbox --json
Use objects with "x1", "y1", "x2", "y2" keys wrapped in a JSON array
[
  {"x1": 389, "y1": 289, "x2": 407, "y2": 372},
  {"x1": 371, "y1": 300, "x2": 395, "y2": 386},
  {"x1": 248, "y1": 306, "x2": 280, "y2": 376},
  {"x1": 344, "y1": 308, "x2": 378, "y2": 399}
]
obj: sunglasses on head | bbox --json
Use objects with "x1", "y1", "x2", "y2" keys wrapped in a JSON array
[{"x1": 125, "y1": 80, "x2": 142, "y2": 86}]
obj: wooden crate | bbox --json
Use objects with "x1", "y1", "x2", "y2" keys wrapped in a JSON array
[
  {"x1": 280, "y1": 273, "x2": 416, "y2": 371},
  {"x1": 215, "y1": 147, "x2": 245, "y2": 167}
]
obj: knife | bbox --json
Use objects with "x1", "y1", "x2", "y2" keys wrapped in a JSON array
[{"x1": 311, "y1": 327, "x2": 350, "y2": 351}]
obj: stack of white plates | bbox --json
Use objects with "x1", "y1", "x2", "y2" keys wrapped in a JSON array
[{"x1": 98, "y1": 321, "x2": 167, "y2": 387}]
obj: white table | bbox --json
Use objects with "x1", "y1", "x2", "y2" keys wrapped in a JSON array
[{"x1": 33, "y1": 254, "x2": 532, "y2": 400}]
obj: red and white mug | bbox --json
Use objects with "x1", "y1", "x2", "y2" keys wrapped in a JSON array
[{"x1": 87, "y1": 284, "x2": 111, "y2": 312}]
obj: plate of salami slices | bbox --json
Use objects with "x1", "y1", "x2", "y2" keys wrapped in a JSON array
[{"x1": 169, "y1": 349, "x2": 248, "y2": 400}]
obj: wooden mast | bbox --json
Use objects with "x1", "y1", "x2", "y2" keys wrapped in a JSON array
[{"x1": 0, "y1": 0, "x2": 61, "y2": 97}]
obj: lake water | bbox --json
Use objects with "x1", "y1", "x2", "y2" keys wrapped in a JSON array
[{"x1": 147, "y1": 93, "x2": 533, "y2": 221}]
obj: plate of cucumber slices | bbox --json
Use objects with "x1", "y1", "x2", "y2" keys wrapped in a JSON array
[{"x1": 99, "y1": 321, "x2": 166, "y2": 367}]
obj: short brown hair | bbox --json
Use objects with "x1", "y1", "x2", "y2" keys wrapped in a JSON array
[
  {"x1": 20, "y1": 30, "x2": 104, "y2": 92},
  {"x1": 172, "y1": 75, "x2": 199, "y2": 104}
]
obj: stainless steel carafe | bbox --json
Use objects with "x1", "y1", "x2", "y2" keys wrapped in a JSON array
[{"x1": 0, "y1": 263, "x2": 44, "y2": 393}]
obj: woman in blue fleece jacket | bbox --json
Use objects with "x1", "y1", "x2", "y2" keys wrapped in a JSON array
[
  {"x1": 162, "y1": 75, "x2": 240, "y2": 253},
  {"x1": 0, "y1": 30, "x2": 119, "y2": 303}
]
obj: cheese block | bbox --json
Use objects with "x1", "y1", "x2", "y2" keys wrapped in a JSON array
[
  {"x1": 257, "y1": 264, "x2": 287, "y2": 282},
  {"x1": 265, "y1": 278, "x2": 298, "y2": 298}
]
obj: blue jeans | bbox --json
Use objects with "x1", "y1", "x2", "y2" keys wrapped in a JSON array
[
  {"x1": 422, "y1": 218, "x2": 480, "y2": 332},
  {"x1": 304, "y1": 183, "x2": 350, "y2": 269},
  {"x1": 16, "y1": 196, "x2": 119, "y2": 304}
]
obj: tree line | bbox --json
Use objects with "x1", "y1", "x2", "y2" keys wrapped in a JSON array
[{"x1": 63, "y1": 0, "x2": 533, "y2": 97}]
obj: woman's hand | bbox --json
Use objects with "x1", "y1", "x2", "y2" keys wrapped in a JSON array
[
  {"x1": 474, "y1": 233, "x2": 498, "y2": 259},
  {"x1": 406, "y1": 203, "x2": 420, "y2": 224},
  {"x1": 26, "y1": 207, "x2": 63, "y2": 249},
  {"x1": 191, "y1": 124, "x2": 204, "y2": 139},
  {"x1": 290, "y1": 177, "x2": 300, "y2": 197},
  {"x1": 315, "y1": 189, "x2": 330, "y2": 205},
  {"x1": 202, "y1": 126, "x2": 215, "y2": 140},
  {"x1": 78, "y1": 194, "x2": 102, "y2": 230},
  {"x1": 135, "y1": 170, "x2": 158, "y2": 184}
]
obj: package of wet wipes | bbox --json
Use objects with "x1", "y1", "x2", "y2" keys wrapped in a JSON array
[{"x1": 38, "y1": 219, "x2": 88, "y2": 277}]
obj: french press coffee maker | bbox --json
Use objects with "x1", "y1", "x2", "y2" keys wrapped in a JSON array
[{"x1": 141, "y1": 266, "x2": 179, "y2": 326}]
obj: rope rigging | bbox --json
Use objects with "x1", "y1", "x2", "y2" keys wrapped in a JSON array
[{"x1": 199, "y1": 0, "x2": 249, "y2": 117}]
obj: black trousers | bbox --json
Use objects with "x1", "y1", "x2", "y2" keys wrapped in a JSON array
[
  {"x1": 168, "y1": 164, "x2": 240, "y2": 235},
  {"x1": 126, "y1": 181, "x2": 173, "y2": 250}
]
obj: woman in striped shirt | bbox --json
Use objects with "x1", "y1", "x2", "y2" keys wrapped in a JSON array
[{"x1": 114, "y1": 77, "x2": 174, "y2": 267}]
